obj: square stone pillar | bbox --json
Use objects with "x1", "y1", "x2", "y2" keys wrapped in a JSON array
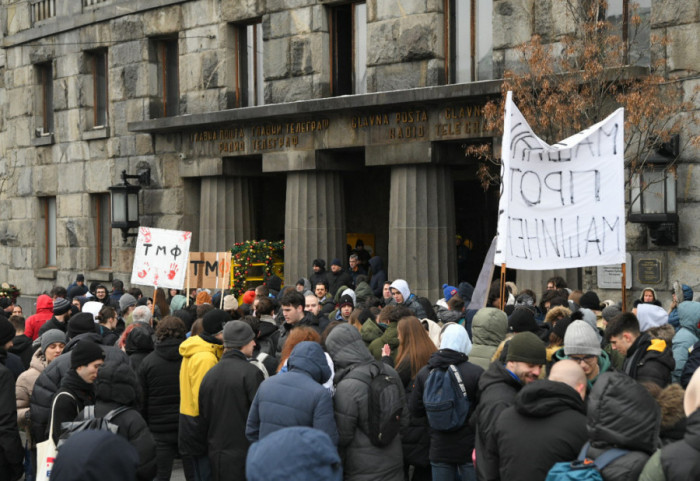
[
  {"x1": 389, "y1": 164, "x2": 456, "y2": 301},
  {"x1": 199, "y1": 177, "x2": 255, "y2": 252},
  {"x1": 284, "y1": 171, "x2": 346, "y2": 286}
]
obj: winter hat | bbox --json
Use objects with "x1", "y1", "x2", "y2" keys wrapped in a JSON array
[
  {"x1": 506, "y1": 332, "x2": 546, "y2": 365},
  {"x1": 67, "y1": 285, "x2": 88, "y2": 300},
  {"x1": 41, "y1": 329, "x2": 66, "y2": 353},
  {"x1": 82, "y1": 301, "x2": 103, "y2": 321},
  {"x1": 170, "y1": 294, "x2": 187, "y2": 312},
  {"x1": 508, "y1": 307, "x2": 538, "y2": 333},
  {"x1": 552, "y1": 317, "x2": 573, "y2": 340},
  {"x1": 76, "y1": 274, "x2": 85, "y2": 282},
  {"x1": 119, "y1": 293, "x2": 137, "y2": 313},
  {"x1": 223, "y1": 320, "x2": 255, "y2": 348},
  {"x1": 331, "y1": 258, "x2": 342, "y2": 267},
  {"x1": 246, "y1": 427, "x2": 342, "y2": 481},
  {"x1": 637, "y1": 303, "x2": 669, "y2": 332},
  {"x1": 440, "y1": 323, "x2": 472, "y2": 356},
  {"x1": 0, "y1": 316, "x2": 14, "y2": 346},
  {"x1": 442, "y1": 284, "x2": 458, "y2": 302},
  {"x1": 564, "y1": 320, "x2": 602, "y2": 357},
  {"x1": 67, "y1": 313, "x2": 97, "y2": 339},
  {"x1": 579, "y1": 291, "x2": 603, "y2": 311},
  {"x1": 515, "y1": 293, "x2": 535, "y2": 307},
  {"x1": 340, "y1": 288, "x2": 356, "y2": 305},
  {"x1": 313, "y1": 259, "x2": 326, "y2": 269},
  {"x1": 601, "y1": 305, "x2": 622, "y2": 323},
  {"x1": 457, "y1": 282, "x2": 475, "y2": 303},
  {"x1": 223, "y1": 295, "x2": 239, "y2": 311},
  {"x1": 202, "y1": 309, "x2": 230, "y2": 335},
  {"x1": 242, "y1": 290, "x2": 256, "y2": 305},
  {"x1": 53, "y1": 297, "x2": 71, "y2": 316},
  {"x1": 70, "y1": 340, "x2": 105, "y2": 369},
  {"x1": 196, "y1": 291, "x2": 212, "y2": 306},
  {"x1": 339, "y1": 294, "x2": 354, "y2": 309},
  {"x1": 390, "y1": 279, "x2": 410, "y2": 302}
]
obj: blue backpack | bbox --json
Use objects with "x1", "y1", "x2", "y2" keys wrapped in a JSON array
[
  {"x1": 545, "y1": 442, "x2": 629, "y2": 481},
  {"x1": 422, "y1": 364, "x2": 469, "y2": 431}
]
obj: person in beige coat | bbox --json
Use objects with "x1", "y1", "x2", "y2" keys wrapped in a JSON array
[{"x1": 15, "y1": 329, "x2": 66, "y2": 442}]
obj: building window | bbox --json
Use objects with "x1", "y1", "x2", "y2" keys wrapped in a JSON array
[
  {"x1": 36, "y1": 63, "x2": 54, "y2": 135},
  {"x1": 88, "y1": 50, "x2": 108, "y2": 128},
  {"x1": 446, "y1": 0, "x2": 493, "y2": 83},
  {"x1": 233, "y1": 21, "x2": 264, "y2": 107},
  {"x1": 330, "y1": 2, "x2": 367, "y2": 96},
  {"x1": 41, "y1": 197, "x2": 57, "y2": 267},
  {"x1": 606, "y1": 0, "x2": 651, "y2": 67},
  {"x1": 94, "y1": 194, "x2": 112, "y2": 268},
  {"x1": 151, "y1": 37, "x2": 179, "y2": 117}
]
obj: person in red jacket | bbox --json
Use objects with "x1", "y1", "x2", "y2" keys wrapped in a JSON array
[{"x1": 24, "y1": 294, "x2": 54, "y2": 340}]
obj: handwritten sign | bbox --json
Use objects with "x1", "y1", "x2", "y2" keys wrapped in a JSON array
[
  {"x1": 131, "y1": 227, "x2": 192, "y2": 289},
  {"x1": 494, "y1": 91, "x2": 626, "y2": 270},
  {"x1": 186, "y1": 252, "x2": 232, "y2": 289}
]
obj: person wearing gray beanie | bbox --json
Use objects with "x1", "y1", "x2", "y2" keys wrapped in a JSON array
[
  {"x1": 223, "y1": 321, "x2": 255, "y2": 351},
  {"x1": 119, "y1": 293, "x2": 137, "y2": 317},
  {"x1": 560, "y1": 320, "x2": 612, "y2": 389},
  {"x1": 40, "y1": 329, "x2": 66, "y2": 356}
]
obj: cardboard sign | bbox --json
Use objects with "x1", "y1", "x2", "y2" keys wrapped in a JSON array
[
  {"x1": 186, "y1": 252, "x2": 232, "y2": 289},
  {"x1": 131, "y1": 227, "x2": 192, "y2": 289},
  {"x1": 495, "y1": 91, "x2": 626, "y2": 270}
]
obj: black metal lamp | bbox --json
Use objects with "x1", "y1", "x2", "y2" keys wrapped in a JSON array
[
  {"x1": 109, "y1": 168, "x2": 151, "y2": 242},
  {"x1": 628, "y1": 135, "x2": 679, "y2": 246}
]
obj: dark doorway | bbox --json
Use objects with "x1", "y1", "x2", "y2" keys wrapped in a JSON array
[{"x1": 251, "y1": 174, "x2": 286, "y2": 241}]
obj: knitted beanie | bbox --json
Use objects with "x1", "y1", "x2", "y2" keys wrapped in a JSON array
[
  {"x1": 119, "y1": 293, "x2": 137, "y2": 313},
  {"x1": 223, "y1": 321, "x2": 255, "y2": 348},
  {"x1": 339, "y1": 294, "x2": 354, "y2": 309},
  {"x1": 508, "y1": 307, "x2": 538, "y2": 333},
  {"x1": 202, "y1": 309, "x2": 230, "y2": 335},
  {"x1": 67, "y1": 313, "x2": 97, "y2": 339},
  {"x1": 70, "y1": 340, "x2": 105, "y2": 369},
  {"x1": 53, "y1": 297, "x2": 71, "y2": 316},
  {"x1": 552, "y1": 317, "x2": 573, "y2": 340},
  {"x1": 41, "y1": 329, "x2": 67, "y2": 353},
  {"x1": 442, "y1": 284, "x2": 458, "y2": 302},
  {"x1": 0, "y1": 316, "x2": 15, "y2": 346},
  {"x1": 564, "y1": 320, "x2": 602, "y2": 357},
  {"x1": 579, "y1": 291, "x2": 602, "y2": 310},
  {"x1": 506, "y1": 332, "x2": 546, "y2": 365}
]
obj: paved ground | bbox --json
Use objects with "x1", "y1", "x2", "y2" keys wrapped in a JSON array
[{"x1": 171, "y1": 459, "x2": 187, "y2": 481}]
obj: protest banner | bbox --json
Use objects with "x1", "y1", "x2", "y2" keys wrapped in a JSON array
[
  {"x1": 185, "y1": 252, "x2": 232, "y2": 290},
  {"x1": 467, "y1": 236, "x2": 498, "y2": 311},
  {"x1": 130, "y1": 227, "x2": 192, "y2": 289},
  {"x1": 494, "y1": 91, "x2": 626, "y2": 270}
]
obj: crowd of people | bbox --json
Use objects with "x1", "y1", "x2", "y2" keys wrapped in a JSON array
[{"x1": 0, "y1": 259, "x2": 699, "y2": 481}]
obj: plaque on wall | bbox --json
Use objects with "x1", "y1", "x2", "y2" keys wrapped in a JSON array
[
  {"x1": 637, "y1": 259, "x2": 662, "y2": 285},
  {"x1": 597, "y1": 253, "x2": 632, "y2": 289}
]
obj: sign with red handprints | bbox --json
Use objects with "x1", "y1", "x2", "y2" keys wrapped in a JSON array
[{"x1": 130, "y1": 227, "x2": 192, "y2": 289}]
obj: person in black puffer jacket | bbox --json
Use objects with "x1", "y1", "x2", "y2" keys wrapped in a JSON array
[
  {"x1": 585, "y1": 371, "x2": 660, "y2": 481},
  {"x1": 30, "y1": 331, "x2": 129, "y2": 445},
  {"x1": 94, "y1": 361, "x2": 156, "y2": 481},
  {"x1": 411, "y1": 323, "x2": 483, "y2": 480},
  {"x1": 126, "y1": 323, "x2": 155, "y2": 372},
  {"x1": 137, "y1": 316, "x2": 185, "y2": 481}
]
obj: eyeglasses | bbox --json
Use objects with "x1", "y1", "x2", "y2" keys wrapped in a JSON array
[{"x1": 568, "y1": 355, "x2": 596, "y2": 364}]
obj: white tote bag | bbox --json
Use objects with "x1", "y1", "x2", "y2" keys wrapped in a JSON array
[{"x1": 35, "y1": 392, "x2": 74, "y2": 481}]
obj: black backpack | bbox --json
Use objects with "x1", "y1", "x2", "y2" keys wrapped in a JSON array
[
  {"x1": 350, "y1": 361, "x2": 404, "y2": 447},
  {"x1": 58, "y1": 402, "x2": 131, "y2": 447}
]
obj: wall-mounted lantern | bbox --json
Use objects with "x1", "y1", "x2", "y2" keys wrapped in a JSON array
[{"x1": 109, "y1": 168, "x2": 151, "y2": 243}]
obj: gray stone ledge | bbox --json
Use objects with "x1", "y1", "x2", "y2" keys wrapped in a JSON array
[
  {"x1": 34, "y1": 268, "x2": 57, "y2": 280},
  {"x1": 3, "y1": 0, "x2": 189, "y2": 47},
  {"x1": 31, "y1": 134, "x2": 55, "y2": 147},
  {"x1": 86, "y1": 269, "x2": 113, "y2": 282},
  {"x1": 82, "y1": 127, "x2": 110, "y2": 141}
]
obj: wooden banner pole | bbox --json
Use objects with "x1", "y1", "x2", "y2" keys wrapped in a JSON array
[
  {"x1": 151, "y1": 286, "x2": 157, "y2": 316},
  {"x1": 621, "y1": 263, "x2": 627, "y2": 312},
  {"x1": 186, "y1": 255, "x2": 191, "y2": 307},
  {"x1": 219, "y1": 252, "x2": 225, "y2": 309},
  {"x1": 500, "y1": 263, "x2": 507, "y2": 311}
]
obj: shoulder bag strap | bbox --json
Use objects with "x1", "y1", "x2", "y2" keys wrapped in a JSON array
[
  {"x1": 48, "y1": 392, "x2": 76, "y2": 442},
  {"x1": 103, "y1": 405, "x2": 132, "y2": 422},
  {"x1": 448, "y1": 365, "x2": 468, "y2": 399},
  {"x1": 593, "y1": 448, "x2": 630, "y2": 470}
]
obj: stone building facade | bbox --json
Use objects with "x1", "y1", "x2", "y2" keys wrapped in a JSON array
[{"x1": 0, "y1": 0, "x2": 697, "y2": 303}]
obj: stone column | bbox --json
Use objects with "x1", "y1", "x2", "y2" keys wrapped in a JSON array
[
  {"x1": 284, "y1": 171, "x2": 346, "y2": 286},
  {"x1": 199, "y1": 177, "x2": 255, "y2": 252},
  {"x1": 389, "y1": 164, "x2": 456, "y2": 301}
]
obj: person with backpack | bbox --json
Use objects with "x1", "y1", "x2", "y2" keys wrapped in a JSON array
[
  {"x1": 246, "y1": 341, "x2": 337, "y2": 443},
  {"x1": 325, "y1": 323, "x2": 407, "y2": 481},
  {"x1": 487, "y1": 360, "x2": 588, "y2": 481},
  {"x1": 93, "y1": 361, "x2": 156, "y2": 481},
  {"x1": 49, "y1": 340, "x2": 104, "y2": 444},
  {"x1": 410, "y1": 323, "x2": 483, "y2": 481}
]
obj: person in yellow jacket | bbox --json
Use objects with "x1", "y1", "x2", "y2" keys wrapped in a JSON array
[{"x1": 179, "y1": 309, "x2": 228, "y2": 480}]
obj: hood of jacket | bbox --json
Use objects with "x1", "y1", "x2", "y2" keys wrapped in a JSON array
[
  {"x1": 682, "y1": 284, "x2": 694, "y2": 302},
  {"x1": 587, "y1": 371, "x2": 660, "y2": 454},
  {"x1": 326, "y1": 323, "x2": 373, "y2": 370},
  {"x1": 288, "y1": 341, "x2": 332, "y2": 385},
  {"x1": 361, "y1": 319, "x2": 384, "y2": 344},
  {"x1": 30, "y1": 347, "x2": 47, "y2": 372},
  {"x1": 427, "y1": 348, "x2": 469, "y2": 370},
  {"x1": 95, "y1": 361, "x2": 139, "y2": 406},
  {"x1": 125, "y1": 324, "x2": 155, "y2": 354},
  {"x1": 368, "y1": 256, "x2": 384, "y2": 273},
  {"x1": 354, "y1": 282, "x2": 373, "y2": 303},
  {"x1": 439, "y1": 310, "x2": 463, "y2": 325},
  {"x1": 179, "y1": 334, "x2": 223, "y2": 360},
  {"x1": 472, "y1": 308, "x2": 508, "y2": 347},
  {"x1": 63, "y1": 332, "x2": 105, "y2": 353},
  {"x1": 677, "y1": 301, "x2": 700, "y2": 337},
  {"x1": 155, "y1": 337, "x2": 183, "y2": 362},
  {"x1": 390, "y1": 279, "x2": 411, "y2": 303},
  {"x1": 515, "y1": 379, "x2": 586, "y2": 417},
  {"x1": 34, "y1": 294, "x2": 55, "y2": 317},
  {"x1": 10, "y1": 334, "x2": 32, "y2": 354}
]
